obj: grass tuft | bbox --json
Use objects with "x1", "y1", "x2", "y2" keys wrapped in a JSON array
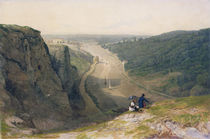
[
  {"x1": 74, "y1": 122, "x2": 107, "y2": 132},
  {"x1": 77, "y1": 133, "x2": 91, "y2": 139}
]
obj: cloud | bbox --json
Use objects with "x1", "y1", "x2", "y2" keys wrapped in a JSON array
[{"x1": 0, "y1": 0, "x2": 210, "y2": 35}]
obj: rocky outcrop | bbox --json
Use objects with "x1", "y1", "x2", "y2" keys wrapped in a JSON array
[
  {"x1": 0, "y1": 24, "x2": 72, "y2": 132},
  {"x1": 55, "y1": 112, "x2": 210, "y2": 139},
  {"x1": 48, "y1": 45, "x2": 85, "y2": 114}
]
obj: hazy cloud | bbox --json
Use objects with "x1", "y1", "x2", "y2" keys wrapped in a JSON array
[{"x1": 0, "y1": 0, "x2": 210, "y2": 35}]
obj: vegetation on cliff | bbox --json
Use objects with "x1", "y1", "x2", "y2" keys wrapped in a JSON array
[
  {"x1": 68, "y1": 48, "x2": 93, "y2": 77},
  {"x1": 103, "y1": 28, "x2": 210, "y2": 97}
]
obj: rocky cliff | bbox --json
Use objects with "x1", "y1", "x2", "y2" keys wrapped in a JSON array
[
  {"x1": 48, "y1": 45, "x2": 85, "y2": 115},
  {"x1": 0, "y1": 25, "x2": 85, "y2": 135}
]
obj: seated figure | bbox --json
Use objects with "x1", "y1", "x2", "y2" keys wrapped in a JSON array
[{"x1": 129, "y1": 99, "x2": 139, "y2": 111}]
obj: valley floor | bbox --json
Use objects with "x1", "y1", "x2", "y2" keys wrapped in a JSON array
[{"x1": 79, "y1": 42, "x2": 164, "y2": 112}]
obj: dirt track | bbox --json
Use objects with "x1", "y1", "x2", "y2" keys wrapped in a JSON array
[{"x1": 80, "y1": 41, "x2": 165, "y2": 111}]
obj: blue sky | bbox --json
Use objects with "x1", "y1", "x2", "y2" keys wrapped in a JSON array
[{"x1": 0, "y1": 0, "x2": 210, "y2": 35}]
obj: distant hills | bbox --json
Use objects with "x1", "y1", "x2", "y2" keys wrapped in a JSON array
[
  {"x1": 43, "y1": 34, "x2": 147, "y2": 44},
  {"x1": 102, "y1": 28, "x2": 210, "y2": 97}
]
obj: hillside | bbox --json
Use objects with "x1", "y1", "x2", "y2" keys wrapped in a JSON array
[
  {"x1": 103, "y1": 28, "x2": 210, "y2": 97},
  {"x1": 68, "y1": 47, "x2": 93, "y2": 77},
  {"x1": 0, "y1": 25, "x2": 100, "y2": 137},
  {"x1": 16, "y1": 95, "x2": 210, "y2": 138}
]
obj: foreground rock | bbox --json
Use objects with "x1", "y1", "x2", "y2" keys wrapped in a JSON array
[
  {"x1": 55, "y1": 111, "x2": 210, "y2": 139},
  {"x1": 31, "y1": 95, "x2": 209, "y2": 139}
]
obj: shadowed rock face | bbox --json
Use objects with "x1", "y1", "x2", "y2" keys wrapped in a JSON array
[
  {"x1": 48, "y1": 45, "x2": 85, "y2": 114},
  {"x1": 0, "y1": 24, "x2": 73, "y2": 131}
]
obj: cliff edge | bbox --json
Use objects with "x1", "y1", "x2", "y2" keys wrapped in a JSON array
[{"x1": 0, "y1": 25, "x2": 74, "y2": 135}]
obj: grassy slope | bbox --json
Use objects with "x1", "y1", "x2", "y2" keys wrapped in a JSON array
[
  {"x1": 69, "y1": 49, "x2": 93, "y2": 77},
  {"x1": 23, "y1": 95, "x2": 210, "y2": 139},
  {"x1": 103, "y1": 28, "x2": 210, "y2": 97},
  {"x1": 148, "y1": 95, "x2": 210, "y2": 124},
  {"x1": 78, "y1": 95, "x2": 210, "y2": 138},
  {"x1": 128, "y1": 95, "x2": 210, "y2": 138}
]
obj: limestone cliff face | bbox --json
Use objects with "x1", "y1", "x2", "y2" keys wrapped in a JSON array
[
  {"x1": 48, "y1": 45, "x2": 85, "y2": 114},
  {"x1": 0, "y1": 25, "x2": 72, "y2": 131}
]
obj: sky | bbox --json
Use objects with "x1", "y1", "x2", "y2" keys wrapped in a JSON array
[{"x1": 0, "y1": 0, "x2": 210, "y2": 35}]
